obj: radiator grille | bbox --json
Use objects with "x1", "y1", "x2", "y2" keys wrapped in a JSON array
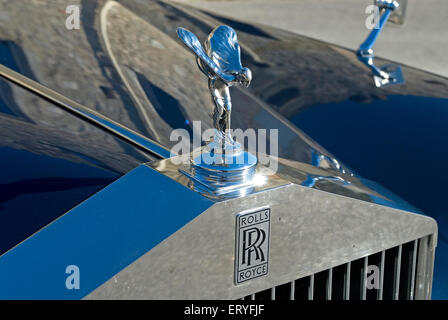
[{"x1": 240, "y1": 235, "x2": 435, "y2": 300}]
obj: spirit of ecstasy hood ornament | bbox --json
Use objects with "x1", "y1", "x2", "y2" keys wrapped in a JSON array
[
  {"x1": 176, "y1": 26, "x2": 257, "y2": 195},
  {"x1": 177, "y1": 26, "x2": 252, "y2": 136}
]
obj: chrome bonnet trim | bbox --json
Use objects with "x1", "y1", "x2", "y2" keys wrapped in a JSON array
[{"x1": 0, "y1": 64, "x2": 170, "y2": 159}]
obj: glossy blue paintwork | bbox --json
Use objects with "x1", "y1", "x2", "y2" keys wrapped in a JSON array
[
  {"x1": 0, "y1": 146, "x2": 117, "y2": 256},
  {"x1": 0, "y1": 164, "x2": 212, "y2": 299},
  {"x1": 292, "y1": 94, "x2": 448, "y2": 299},
  {"x1": 0, "y1": 74, "x2": 153, "y2": 256}
]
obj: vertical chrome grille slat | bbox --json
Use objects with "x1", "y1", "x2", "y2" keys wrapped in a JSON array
[
  {"x1": 423, "y1": 235, "x2": 435, "y2": 299},
  {"x1": 290, "y1": 280, "x2": 295, "y2": 300},
  {"x1": 361, "y1": 257, "x2": 368, "y2": 300},
  {"x1": 408, "y1": 240, "x2": 418, "y2": 300},
  {"x1": 308, "y1": 275, "x2": 314, "y2": 300},
  {"x1": 393, "y1": 245, "x2": 403, "y2": 300},
  {"x1": 378, "y1": 250, "x2": 385, "y2": 300},
  {"x1": 238, "y1": 235, "x2": 434, "y2": 301},
  {"x1": 327, "y1": 268, "x2": 333, "y2": 300},
  {"x1": 427, "y1": 236, "x2": 436, "y2": 299},
  {"x1": 415, "y1": 236, "x2": 429, "y2": 299},
  {"x1": 344, "y1": 262, "x2": 351, "y2": 300}
]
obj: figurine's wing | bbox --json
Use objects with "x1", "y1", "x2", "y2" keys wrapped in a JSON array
[
  {"x1": 205, "y1": 26, "x2": 243, "y2": 74},
  {"x1": 176, "y1": 28, "x2": 235, "y2": 82}
]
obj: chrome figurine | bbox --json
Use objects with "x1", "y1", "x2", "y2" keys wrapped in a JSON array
[
  {"x1": 176, "y1": 26, "x2": 257, "y2": 194},
  {"x1": 177, "y1": 26, "x2": 252, "y2": 136}
]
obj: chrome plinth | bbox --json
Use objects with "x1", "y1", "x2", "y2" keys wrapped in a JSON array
[
  {"x1": 189, "y1": 131, "x2": 257, "y2": 189},
  {"x1": 182, "y1": 137, "x2": 260, "y2": 199}
]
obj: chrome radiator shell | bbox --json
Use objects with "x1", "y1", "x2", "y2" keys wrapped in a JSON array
[{"x1": 86, "y1": 158, "x2": 437, "y2": 300}]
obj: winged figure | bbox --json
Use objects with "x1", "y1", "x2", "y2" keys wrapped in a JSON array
[{"x1": 177, "y1": 26, "x2": 252, "y2": 136}]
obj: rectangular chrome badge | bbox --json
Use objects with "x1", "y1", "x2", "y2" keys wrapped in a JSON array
[{"x1": 235, "y1": 207, "x2": 271, "y2": 284}]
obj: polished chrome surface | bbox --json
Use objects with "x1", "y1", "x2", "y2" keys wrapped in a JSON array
[
  {"x1": 361, "y1": 257, "x2": 368, "y2": 300},
  {"x1": 357, "y1": 1, "x2": 404, "y2": 87},
  {"x1": 415, "y1": 235, "x2": 436, "y2": 299},
  {"x1": 86, "y1": 180, "x2": 437, "y2": 299},
  {"x1": 150, "y1": 149, "x2": 405, "y2": 203},
  {"x1": 393, "y1": 244, "x2": 402, "y2": 299},
  {"x1": 409, "y1": 239, "x2": 418, "y2": 299},
  {"x1": 345, "y1": 262, "x2": 351, "y2": 299},
  {"x1": 379, "y1": 251, "x2": 385, "y2": 299},
  {"x1": 327, "y1": 268, "x2": 333, "y2": 300},
  {"x1": 309, "y1": 274, "x2": 314, "y2": 300},
  {"x1": 148, "y1": 153, "x2": 288, "y2": 201},
  {"x1": 187, "y1": 132, "x2": 258, "y2": 195}
]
